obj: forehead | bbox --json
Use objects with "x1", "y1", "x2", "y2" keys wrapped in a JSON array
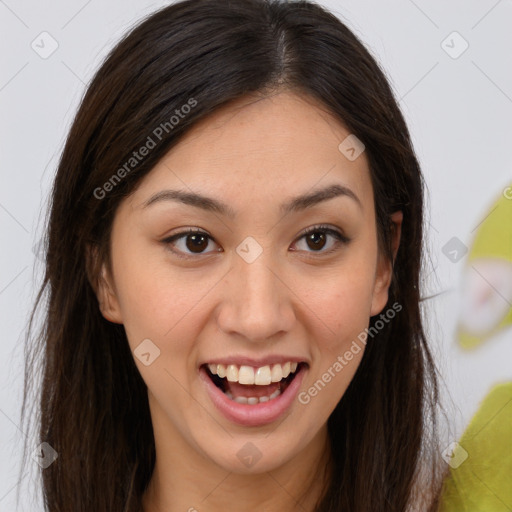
[{"x1": 127, "y1": 90, "x2": 373, "y2": 215}]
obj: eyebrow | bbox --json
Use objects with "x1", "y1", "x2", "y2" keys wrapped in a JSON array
[{"x1": 142, "y1": 183, "x2": 362, "y2": 217}]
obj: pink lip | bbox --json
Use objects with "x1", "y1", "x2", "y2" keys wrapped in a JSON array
[
  {"x1": 201, "y1": 356, "x2": 307, "y2": 367},
  {"x1": 199, "y1": 364, "x2": 307, "y2": 427}
]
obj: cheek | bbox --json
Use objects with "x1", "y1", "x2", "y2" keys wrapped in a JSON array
[
  {"x1": 326, "y1": 279, "x2": 372, "y2": 328},
  {"x1": 301, "y1": 259, "x2": 376, "y2": 344},
  {"x1": 295, "y1": 265, "x2": 373, "y2": 420},
  {"x1": 112, "y1": 255, "x2": 210, "y2": 401},
  {"x1": 111, "y1": 243, "x2": 206, "y2": 352}
]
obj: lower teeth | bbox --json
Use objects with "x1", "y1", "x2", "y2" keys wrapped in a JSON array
[{"x1": 225, "y1": 388, "x2": 281, "y2": 404}]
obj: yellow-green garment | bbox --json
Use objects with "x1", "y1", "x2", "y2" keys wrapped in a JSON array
[{"x1": 440, "y1": 382, "x2": 512, "y2": 511}]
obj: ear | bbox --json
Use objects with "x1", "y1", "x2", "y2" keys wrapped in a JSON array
[
  {"x1": 370, "y1": 210, "x2": 403, "y2": 316},
  {"x1": 86, "y1": 245, "x2": 123, "y2": 324}
]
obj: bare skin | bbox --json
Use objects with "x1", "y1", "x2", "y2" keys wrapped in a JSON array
[{"x1": 94, "y1": 90, "x2": 402, "y2": 512}]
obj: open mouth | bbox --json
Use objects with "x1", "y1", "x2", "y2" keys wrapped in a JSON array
[{"x1": 202, "y1": 362, "x2": 306, "y2": 405}]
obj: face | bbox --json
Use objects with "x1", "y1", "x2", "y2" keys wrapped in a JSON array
[{"x1": 95, "y1": 91, "x2": 401, "y2": 475}]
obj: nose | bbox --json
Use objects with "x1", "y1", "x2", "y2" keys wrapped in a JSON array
[{"x1": 215, "y1": 247, "x2": 296, "y2": 342}]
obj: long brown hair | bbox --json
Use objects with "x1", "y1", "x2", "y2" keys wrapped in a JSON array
[{"x1": 21, "y1": 0, "x2": 447, "y2": 510}]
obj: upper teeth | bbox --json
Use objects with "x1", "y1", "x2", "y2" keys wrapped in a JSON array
[{"x1": 207, "y1": 362, "x2": 299, "y2": 385}]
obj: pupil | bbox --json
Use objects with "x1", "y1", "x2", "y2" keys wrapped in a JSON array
[
  {"x1": 187, "y1": 234, "x2": 208, "y2": 253},
  {"x1": 307, "y1": 232, "x2": 325, "y2": 251}
]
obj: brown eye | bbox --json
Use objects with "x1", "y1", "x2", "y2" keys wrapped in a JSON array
[
  {"x1": 305, "y1": 231, "x2": 327, "y2": 251},
  {"x1": 185, "y1": 233, "x2": 209, "y2": 253},
  {"x1": 163, "y1": 229, "x2": 220, "y2": 258},
  {"x1": 163, "y1": 225, "x2": 349, "y2": 260},
  {"x1": 292, "y1": 225, "x2": 349, "y2": 255}
]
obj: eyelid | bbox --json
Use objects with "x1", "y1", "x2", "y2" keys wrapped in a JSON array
[
  {"x1": 161, "y1": 228, "x2": 220, "y2": 260},
  {"x1": 296, "y1": 224, "x2": 350, "y2": 245},
  {"x1": 292, "y1": 224, "x2": 350, "y2": 257},
  {"x1": 162, "y1": 224, "x2": 349, "y2": 260}
]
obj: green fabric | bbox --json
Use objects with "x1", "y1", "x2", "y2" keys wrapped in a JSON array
[
  {"x1": 467, "y1": 191, "x2": 512, "y2": 264},
  {"x1": 458, "y1": 188, "x2": 512, "y2": 349},
  {"x1": 439, "y1": 382, "x2": 512, "y2": 511}
]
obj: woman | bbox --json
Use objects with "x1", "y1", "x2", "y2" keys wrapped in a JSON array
[{"x1": 21, "y1": 0, "x2": 447, "y2": 510}]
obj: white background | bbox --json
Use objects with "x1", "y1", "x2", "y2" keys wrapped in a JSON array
[{"x1": 1, "y1": 0, "x2": 511, "y2": 509}]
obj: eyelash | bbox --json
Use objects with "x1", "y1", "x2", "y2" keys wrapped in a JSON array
[{"x1": 161, "y1": 224, "x2": 350, "y2": 261}]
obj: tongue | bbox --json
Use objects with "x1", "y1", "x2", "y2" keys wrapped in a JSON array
[{"x1": 225, "y1": 380, "x2": 281, "y2": 398}]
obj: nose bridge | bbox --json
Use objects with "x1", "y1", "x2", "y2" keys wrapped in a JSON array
[{"x1": 216, "y1": 239, "x2": 294, "y2": 340}]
